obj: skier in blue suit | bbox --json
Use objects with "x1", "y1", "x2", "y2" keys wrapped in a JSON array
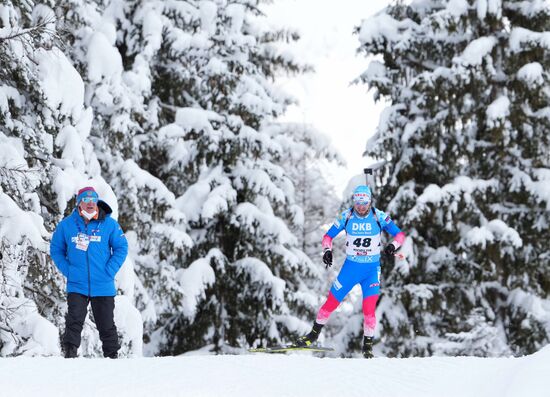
[
  {"x1": 294, "y1": 185, "x2": 406, "y2": 358},
  {"x1": 50, "y1": 186, "x2": 128, "y2": 358}
]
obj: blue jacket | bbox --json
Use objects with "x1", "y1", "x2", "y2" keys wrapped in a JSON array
[{"x1": 50, "y1": 201, "x2": 128, "y2": 297}]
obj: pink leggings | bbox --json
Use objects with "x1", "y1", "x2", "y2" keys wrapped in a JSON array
[{"x1": 316, "y1": 292, "x2": 378, "y2": 337}]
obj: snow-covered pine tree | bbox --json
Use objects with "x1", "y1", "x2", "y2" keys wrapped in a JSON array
[
  {"x1": 357, "y1": 0, "x2": 550, "y2": 357},
  {"x1": 56, "y1": 0, "x2": 192, "y2": 355},
  {"x1": 118, "y1": 0, "x2": 323, "y2": 354},
  {"x1": 265, "y1": 122, "x2": 344, "y2": 260},
  {"x1": 0, "y1": 0, "x2": 145, "y2": 357},
  {"x1": 0, "y1": 1, "x2": 90, "y2": 355}
]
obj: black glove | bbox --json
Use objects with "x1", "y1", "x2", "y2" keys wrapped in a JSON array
[
  {"x1": 383, "y1": 243, "x2": 396, "y2": 257},
  {"x1": 322, "y1": 249, "x2": 333, "y2": 269}
]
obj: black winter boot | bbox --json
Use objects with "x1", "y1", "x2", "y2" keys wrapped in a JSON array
[
  {"x1": 64, "y1": 344, "x2": 78, "y2": 359},
  {"x1": 293, "y1": 322, "x2": 324, "y2": 347},
  {"x1": 362, "y1": 336, "x2": 374, "y2": 359}
]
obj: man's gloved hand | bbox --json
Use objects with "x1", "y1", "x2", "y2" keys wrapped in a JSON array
[
  {"x1": 322, "y1": 249, "x2": 333, "y2": 269},
  {"x1": 383, "y1": 243, "x2": 397, "y2": 257}
]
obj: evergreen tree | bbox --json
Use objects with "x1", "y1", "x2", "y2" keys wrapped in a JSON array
[
  {"x1": 0, "y1": 1, "x2": 87, "y2": 355},
  {"x1": 57, "y1": 0, "x2": 192, "y2": 355},
  {"x1": 0, "y1": 0, "x2": 145, "y2": 356},
  {"x1": 0, "y1": 0, "x2": 347, "y2": 356},
  {"x1": 357, "y1": 0, "x2": 550, "y2": 356},
  {"x1": 120, "y1": 0, "x2": 323, "y2": 354},
  {"x1": 265, "y1": 122, "x2": 344, "y2": 259}
]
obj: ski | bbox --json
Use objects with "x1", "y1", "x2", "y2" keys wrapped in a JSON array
[{"x1": 248, "y1": 345, "x2": 334, "y2": 353}]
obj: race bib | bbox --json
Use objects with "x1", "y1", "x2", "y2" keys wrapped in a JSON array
[
  {"x1": 345, "y1": 234, "x2": 381, "y2": 257},
  {"x1": 75, "y1": 233, "x2": 90, "y2": 251}
]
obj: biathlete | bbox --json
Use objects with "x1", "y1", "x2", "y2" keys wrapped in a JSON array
[{"x1": 294, "y1": 185, "x2": 406, "y2": 358}]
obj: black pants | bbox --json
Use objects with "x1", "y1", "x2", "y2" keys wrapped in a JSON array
[{"x1": 63, "y1": 293, "x2": 120, "y2": 357}]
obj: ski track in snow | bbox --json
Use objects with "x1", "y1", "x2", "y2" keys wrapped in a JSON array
[{"x1": 1, "y1": 346, "x2": 549, "y2": 397}]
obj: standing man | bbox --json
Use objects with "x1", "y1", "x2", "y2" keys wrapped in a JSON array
[
  {"x1": 50, "y1": 187, "x2": 128, "y2": 358},
  {"x1": 294, "y1": 185, "x2": 406, "y2": 358}
]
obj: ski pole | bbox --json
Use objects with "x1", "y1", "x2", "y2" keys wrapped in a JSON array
[{"x1": 363, "y1": 168, "x2": 373, "y2": 189}]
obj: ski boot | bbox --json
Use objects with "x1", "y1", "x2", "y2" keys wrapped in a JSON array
[
  {"x1": 293, "y1": 322, "x2": 323, "y2": 348},
  {"x1": 64, "y1": 344, "x2": 78, "y2": 359},
  {"x1": 362, "y1": 336, "x2": 374, "y2": 359}
]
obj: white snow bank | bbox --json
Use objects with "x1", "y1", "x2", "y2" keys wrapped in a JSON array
[{"x1": 0, "y1": 346, "x2": 549, "y2": 397}]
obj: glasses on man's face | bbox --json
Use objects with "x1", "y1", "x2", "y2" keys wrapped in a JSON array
[
  {"x1": 354, "y1": 202, "x2": 370, "y2": 208},
  {"x1": 81, "y1": 197, "x2": 98, "y2": 203}
]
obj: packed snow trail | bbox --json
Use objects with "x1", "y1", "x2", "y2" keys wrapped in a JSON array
[{"x1": 1, "y1": 346, "x2": 548, "y2": 397}]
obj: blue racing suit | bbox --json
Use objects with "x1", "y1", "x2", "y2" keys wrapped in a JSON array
[{"x1": 324, "y1": 207, "x2": 403, "y2": 301}]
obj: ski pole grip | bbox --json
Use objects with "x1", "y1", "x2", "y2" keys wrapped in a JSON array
[{"x1": 364, "y1": 168, "x2": 373, "y2": 186}]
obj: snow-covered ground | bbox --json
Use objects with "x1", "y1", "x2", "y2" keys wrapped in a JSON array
[{"x1": 2, "y1": 345, "x2": 549, "y2": 397}]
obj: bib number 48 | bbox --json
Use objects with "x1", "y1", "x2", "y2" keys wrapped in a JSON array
[{"x1": 352, "y1": 237, "x2": 371, "y2": 248}]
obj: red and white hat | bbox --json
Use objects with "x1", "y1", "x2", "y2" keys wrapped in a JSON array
[
  {"x1": 76, "y1": 186, "x2": 99, "y2": 204},
  {"x1": 353, "y1": 185, "x2": 371, "y2": 205}
]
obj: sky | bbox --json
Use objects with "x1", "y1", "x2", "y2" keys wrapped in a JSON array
[{"x1": 265, "y1": 0, "x2": 391, "y2": 195}]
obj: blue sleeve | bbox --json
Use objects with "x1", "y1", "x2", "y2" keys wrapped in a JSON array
[
  {"x1": 375, "y1": 208, "x2": 402, "y2": 237},
  {"x1": 50, "y1": 222, "x2": 70, "y2": 277},
  {"x1": 326, "y1": 210, "x2": 350, "y2": 238},
  {"x1": 384, "y1": 220, "x2": 402, "y2": 236},
  {"x1": 105, "y1": 220, "x2": 128, "y2": 278}
]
